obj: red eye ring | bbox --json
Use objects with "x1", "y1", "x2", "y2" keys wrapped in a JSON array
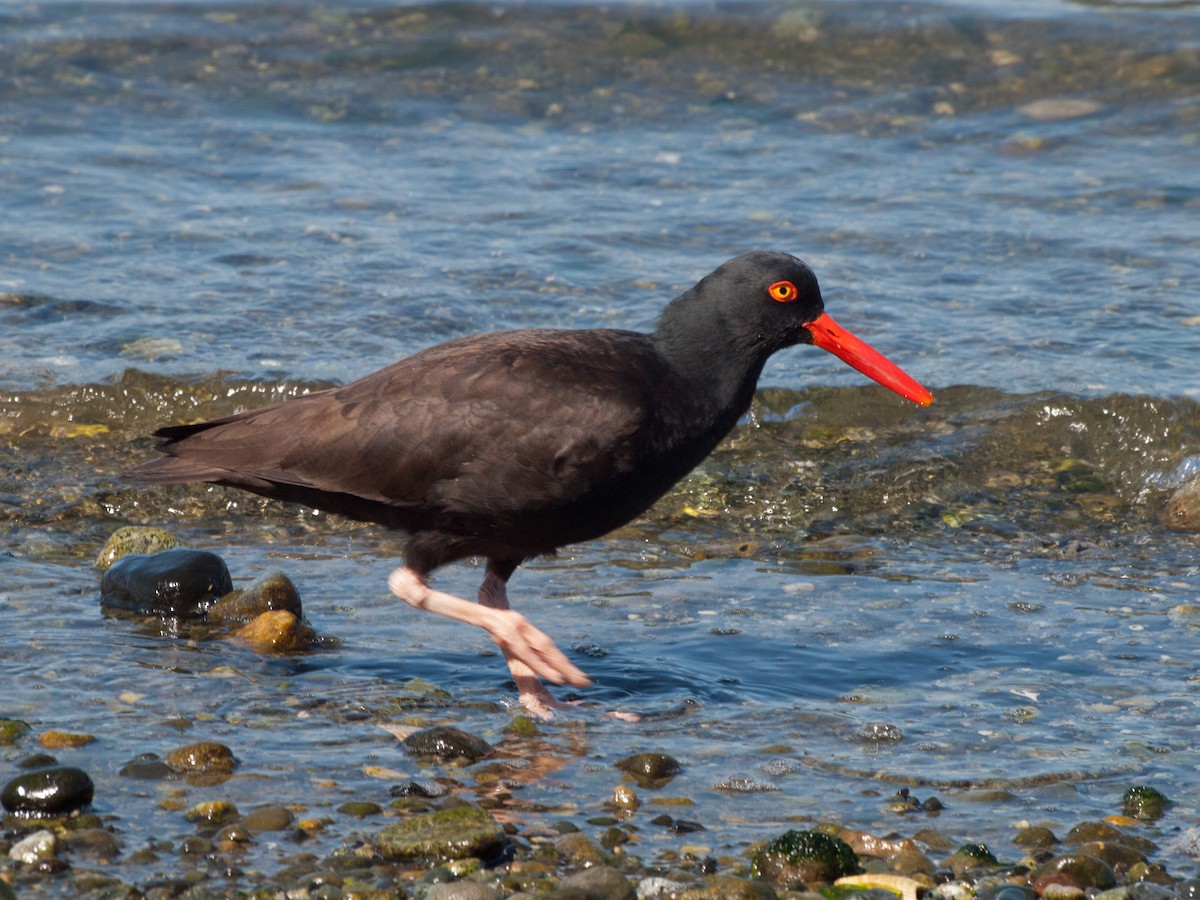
[{"x1": 769, "y1": 280, "x2": 798, "y2": 303}]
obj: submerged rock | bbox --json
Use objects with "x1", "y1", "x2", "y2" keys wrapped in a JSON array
[
  {"x1": 0, "y1": 718, "x2": 30, "y2": 745},
  {"x1": 1, "y1": 765, "x2": 95, "y2": 818},
  {"x1": 615, "y1": 751, "x2": 681, "y2": 787},
  {"x1": 1121, "y1": 785, "x2": 1171, "y2": 821},
  {"x1": 402, "y1": 726, "x2": 494, "y2": 763},
  {"x1": 166, "y1": 741, "x2": 237, "y2": 777},
  {"x1": 375, "y1": 804, "x2": 508, "y2": 862},
  {"x1": 100, "y1": 548, "x2": 232, "y2": 617}
]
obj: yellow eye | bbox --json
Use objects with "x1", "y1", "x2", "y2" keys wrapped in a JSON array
[{"x1": 769, "y1": 280, "x2": 797, "y2": 303}]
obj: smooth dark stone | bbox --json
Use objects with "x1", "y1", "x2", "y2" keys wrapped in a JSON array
[
  {"x1": 401, "y1": 726, "x2": 494, "y2": 763},
  {"x1": 557, "y1": 865, "x2": 637, "y2": 900},
  {"x1": 119, "y1": 754, "x2": 174, "y2": 780},
  {"x1": 100, "y1": 548, "x2": 232, "y2": 617},
  {"x1": 1032, "y1": 854, "x2": 1117, "y2": 893},
  {"x1": 1, "y1": 765, "x2": 94, "y2": 817},
  {"x1": 64, "y1": 827, "x2": 123, "y2": 860}
]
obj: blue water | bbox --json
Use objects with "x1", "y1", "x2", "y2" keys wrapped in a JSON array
[{"x1": 3, "y1": 0, "x2": 1200, "y2": 890}]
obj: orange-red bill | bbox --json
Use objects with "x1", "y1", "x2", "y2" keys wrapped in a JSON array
[{"x1": 805, "y1": 312, "x2": 933, "y2": 407}]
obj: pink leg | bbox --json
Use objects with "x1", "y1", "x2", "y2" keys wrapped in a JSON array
[
  {"x1": 476, "y1": 565, "x2": 582, "y2": 719},
  {"x1": 387, "y1": 565, "x2": 591, "y2": 706}
]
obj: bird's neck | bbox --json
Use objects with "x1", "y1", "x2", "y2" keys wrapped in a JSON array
[{"x1": 652, "y1": 300, "x2": 768, "y2": 422}]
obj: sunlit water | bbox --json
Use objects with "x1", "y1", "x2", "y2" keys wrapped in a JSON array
[{"x1": 2, "y1": 0, "x2": 1200, "y2": 889}]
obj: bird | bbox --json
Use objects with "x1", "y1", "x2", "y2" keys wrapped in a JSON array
[{"x1": 123, "y1": 250, "x2": 932, "y2": 717}]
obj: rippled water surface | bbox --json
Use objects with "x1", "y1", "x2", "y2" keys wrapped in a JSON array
[{"x1": 2, "y1": 0, "x2": 1200, "y2": 892}]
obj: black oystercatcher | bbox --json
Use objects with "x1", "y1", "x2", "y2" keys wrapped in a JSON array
[{"x1": 124, "y1": 251, "x2": 932, "y2": 716}]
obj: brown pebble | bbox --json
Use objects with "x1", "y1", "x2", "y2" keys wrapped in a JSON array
[
  {"x1": 1162, "y1": 477, "x2": 1200, "y2": 531},
  {"x1": 38, "y1": 730, "x2": 95, "y2": 750},
  {"x1": 232, "y1": 609, "x2": 315, "y2": 652},
  {"x1": 166, "y1": 741, "x2": 236, "y2": 774}
]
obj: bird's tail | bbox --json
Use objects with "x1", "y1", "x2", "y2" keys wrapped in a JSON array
[{"x1": 121, "y1": 456, "x2": 227, "y2": 485}]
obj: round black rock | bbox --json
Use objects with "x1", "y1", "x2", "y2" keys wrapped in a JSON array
[
  {"x1": 2, "y1": 765, "x2": 95, "y2": 817},
  {"x1": 100, "y1": 548, "x2": 232, "y2": 618},
  {"x1": 401, "y1": 726, "x2": 494, "y2": 763}
]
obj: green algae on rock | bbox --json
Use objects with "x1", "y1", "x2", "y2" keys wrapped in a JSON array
[
  {"x1": 375, "y1": 804, "x2": 509, "y2": 863},
  {"x1": 1121, "y1": 786, "x2": 1170, "y2": 821},
  {"x1": 750, "y1": 829, "x2": 861, "y2": 887}
]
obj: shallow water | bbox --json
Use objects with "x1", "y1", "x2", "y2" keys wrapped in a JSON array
[{"x1": 3, "y1": 0, "x2": 1200, "y2": 891}]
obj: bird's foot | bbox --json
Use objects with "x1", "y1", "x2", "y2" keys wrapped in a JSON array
[
  {"x1": 388, "y1": 565, "x2": 591, "y2": 688},
  {"x1": 487, "y1": 607, "x2": 592, "y2": 689},
  {"x1": 513, "y1": 674, "x2": 579, "y2": 721}
]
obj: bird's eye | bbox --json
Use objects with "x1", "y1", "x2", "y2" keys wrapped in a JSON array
[{"x1": 768, "y1": 280, "x2": 798, "y2": 303}]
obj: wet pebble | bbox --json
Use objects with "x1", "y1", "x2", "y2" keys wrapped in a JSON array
[
  {"x1": 166, "y1": 740, "x2": 237, "y2": 786},
  {"x1": 402, "y1": 725, "x2": 494, "y2": 763},
  {"x1": 0, "y1": 718, "x2": 30, "y2": 745},
  {"x1": 100, "y1": 548, "x2": 232, "y2": 617},
  {"x1": 425, "y1": 882, "x2": 502, "y2": 900},
  {"x1": 1121, "y1": 785, "x2": 1170, "y2": 821},
  {"x1": 615, "y1": 751, "x2": 681, "y2": 787},
  {"x1": 37, "y1": 729, "x2": 94, "y2": 750},
  {"x1": 1064, "y1": 821, "x2": 1123, "y2": 844},
  {"x1": 119, "y1": 753, "x2": 173, "y2": 780},
  {"x1": 1, "y1": 765, "x2": 94, "y2": 817},
  {"x1": 243, "y1": 805, "x2": 294, "y2": 833},
  {"x1": 1014, "y1": 825, "x2": 1058, "y2": 849},
  {"x1": 232, "y1": 609, "x2": 315, "y2": 652},
  {"x1": 375, "y1": 804, "x2": 508, "y2": 862},
  {"x1": 610, "y1": 784, "x2": 639, "y2": 811},
  {"x1": 556, "y1": 831, "x2": 612, "y2": 866},
  {"x1": 95, "y1": 525, "x2": 182, "y2": 570},
  {"x1": 209, "y1": 571, "x2": 303, "y2": 623},
  {"x1": 64, "y1": 827, "x2": 123, "y2": 860},
  {"x1": 1033, "y1": 853, "x2": 1117, "y2": 893},
  {"x1": 557, "y1": 865, "x2": 636, "y2": 899},
  {"x1": 185, "y1": 799, "x2": 239, "y2": 825},
  {"x1": 942, "y1": 842, "x2": 1000, "y2": 875},
  {"x1": 8, "y1": 828, "x2": 57, "y2": 864},
  {"x1": 338, "y1": 800, "x2": 382, "y2": 817},
  {"x1": 166, "y1": 740, "x2": 236, "y2": 774},
  {"x1": 1161, "y1": 476, "x2": 1200, "y2": 531},
  {"x1": 750, "y1": 829, "x2": 860, "y2": 886},
  {"x1": 1077, "y1": 841, "x2": 1147, "y2": 877}
]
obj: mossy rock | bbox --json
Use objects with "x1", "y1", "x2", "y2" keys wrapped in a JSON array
[
  {"x1": 95, "y1": 526, "x2": 182, "y2": 571},
  {"x1": 1121, "y1": 785, "x2": 1170, "y2": 821},
  {"x1": 750, "y1": 829, "x2": 860, "y2": 887},
  {"x1": 376, "y1": 804, "x2": 508, "y2": 862},
  {"x1": 0, "y1": 719, "x2": 30, "y2": 746}
]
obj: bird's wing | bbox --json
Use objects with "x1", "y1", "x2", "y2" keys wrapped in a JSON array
[{"x1": 133, "y1": 330, "x2": 670, "y2": 521}]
